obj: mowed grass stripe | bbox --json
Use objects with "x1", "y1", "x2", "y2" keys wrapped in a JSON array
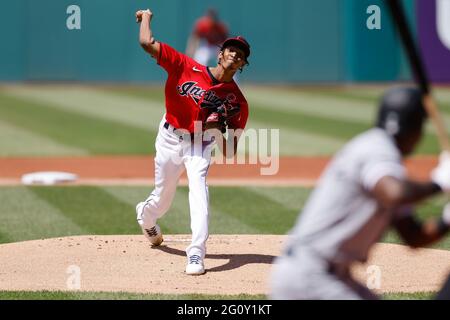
[
  {"x1": 316, "y1": 87, "x2": 450, "y2": 109},
  {"x1": 109, "y1": 87, "x2": 344, "y2": 155},
  {"x1": 246, "y1": 111, "x2": 439, "y2": 155},
  {"x1": 314, "y1": 86, "x2": 450, "y2": 116},
  {"x1": 241, "y1": 119, "x2": 345, "y2": 155},
  {"x1": 29, "y1": 187, "x2": 139, "y2": 235},
  {"x1": 102, "y1": 186, "x2": 260, "y2": 234},
  {"x1": 104, "y1": 85, "x2": 342, "y2": 156},
  {"x1": 306, "y1": 88, "x2": 380, "y2": 105},
  {"x1": 287, "y1": 86, "x2": 450, "y2": 105},
  {"x1": 101, "y1": 86, "x2": 166, "y2": 103},
  {"x1": 246, "y1": 86, "x2": 450, "y2": 147},
  {"x1": 79, "y1": 85, "x2": 439, "y2": 156},
  {"x1": 250, "y1": 93, "x2": 443, "y2": 151},
  {"x1": 0, "y1": 120, "x2": 87, "y2": 156},
  {"x1": 0, "y1": 187, "x2": 86, "y2": 244},
  {"x1": 247, "y1": 187, "x2": 310, "y2": 212},
  {"x1": 109, "y1": 85, "x2": 372, "y2": 133},
  {"x1": 107, "y1": 86, "x2": 348, "y2": 155},
  {"x1": 0, "y1": 93, "x2": 156, "y2": 155},
  {"x1": 112, "y1": 86, "x2": 349, "y2": 155},
  {"x1": 244, "y1": 86, "x2": 377, "y2": 124},
  {"x1": 112, "y1": 85, "x2": 377, "y2": 124},
  {"x1": 100, "y1": 186, "x2": 191, "y2": 234},
  {"x1": 3, "y1": 86, "x2": 166, "y2": 131},
  {"x1": 0, "y1": 230, "x2": 12, "y2": 244},
  {"x1": 112, "y1": 85, "x2": 442, "y2": 155},
  {"x1": 1, "y1": 185, "x2": 449, "y2": 250},
  {"x1": 323, "y1": 88, "x2": 450, "y2": 123},
  {"x1": 2, "y1": 85, "x2": 448, "y2": 156},
  {"x1": 209, "y1": 187, "x2": 298, "y2": 234},
  {"x1": 266, "y1": 85, "x2": 386, "y2": 100},
  {"x1": 250, "y1": 102, "x2": 370, "y2": 140}
]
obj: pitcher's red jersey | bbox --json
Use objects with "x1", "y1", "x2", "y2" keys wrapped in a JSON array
[{"x1": 157, "y1": 43, "x2": 248, "y2": 133}]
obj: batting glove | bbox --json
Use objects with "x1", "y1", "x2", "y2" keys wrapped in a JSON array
[{"x1": 431, "y1": 151, "x2": 450, "y2": 192}]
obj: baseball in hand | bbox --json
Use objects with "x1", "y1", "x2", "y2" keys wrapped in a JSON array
[{"x1": 135, "y1": 9, "x2": 152, "y2": 23}]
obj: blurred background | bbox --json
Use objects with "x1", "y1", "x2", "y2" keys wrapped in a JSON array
[
  {"x1": 0, "y1": 0, "x2": 449, "y2": 157},
  {"x1": 0, "y1": 0, "x2": 419, "y2": 83}
]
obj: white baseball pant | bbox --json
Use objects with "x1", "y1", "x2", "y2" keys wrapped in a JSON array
[{"x1": 137, "y1": 117, "x2": 215, "y2": 259}]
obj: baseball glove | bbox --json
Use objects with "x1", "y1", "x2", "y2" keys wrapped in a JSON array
[{"x1": 202, "y1": 101, "x2": 240, "y2": 133}]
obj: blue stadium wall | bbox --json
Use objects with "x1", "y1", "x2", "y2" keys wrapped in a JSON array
[{"x1": 0, "y1": 0, "x2": 415, "y2": 83}]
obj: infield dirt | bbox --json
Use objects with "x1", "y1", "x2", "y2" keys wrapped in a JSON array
[
  {"x1": 0, "y1": 235, "x2": 449, "y2": 295},
  {"x1": 0, "y1": 155, "x2": 439, "y2": 186}
]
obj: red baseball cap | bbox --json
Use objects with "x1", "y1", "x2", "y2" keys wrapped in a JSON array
[{"x1": 221, "y1": 36, "x2": 251, "y2": 61}]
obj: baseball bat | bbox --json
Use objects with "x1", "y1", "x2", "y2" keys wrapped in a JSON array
[{"x1": 387, "y1": 0, "x2": 450, "y2": 151}]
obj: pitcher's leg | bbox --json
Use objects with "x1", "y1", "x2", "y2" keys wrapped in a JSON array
[
  {"x1": 183, "y1": 139, "x2": 213, "y2": 275},
  {"x1": 137, "y1": 152, "x2": 184, "y2": 228},
  {"x1": 137, "y1": 121, "x2": 185, "y2": 234},
  {"x1": 185, "y1": 166, "x2": 210, "y2": 259}
]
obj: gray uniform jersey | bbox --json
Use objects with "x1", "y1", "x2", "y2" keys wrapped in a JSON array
[{"x1": 286, "y1": 128, "x2": 407, "y2": 265}]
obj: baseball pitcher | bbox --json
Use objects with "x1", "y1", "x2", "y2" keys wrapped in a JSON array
[{"x1": 135, "y1": 8, "x2": 250, "y2": 275}]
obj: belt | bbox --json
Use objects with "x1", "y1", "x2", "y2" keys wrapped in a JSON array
[{"x1": 163, "y1": 121, "x2": 196, "y2": 141}]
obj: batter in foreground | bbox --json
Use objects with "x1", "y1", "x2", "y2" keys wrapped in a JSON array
[
  {"x1": 135, "y1": 8, "x2": 250, "y2": 275},
  {"x1": 270, "y1": 87, "x2": 450, "y2": 299}
]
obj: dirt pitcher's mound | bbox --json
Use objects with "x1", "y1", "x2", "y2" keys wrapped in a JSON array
[
  {"x1": 0, "y1": 235, "x2": 281, "y2": 295},
  {"x1": 0, "y1": 235, "x2": 450, "y2": 295}
]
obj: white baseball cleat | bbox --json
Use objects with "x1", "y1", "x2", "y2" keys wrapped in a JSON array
[
  {"x1": 142, "y1": 224, "x2": 164, "y2": 247},
  {"x1": 185, "y1": 255, "x2": 205, "y2": 275},
  {"x1": 136, "y1": 202, "x2": 163, "y2": 246}
]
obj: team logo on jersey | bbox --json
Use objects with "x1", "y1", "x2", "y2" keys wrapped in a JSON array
[
  {"x1": 177, "y1": 81, "x2": 237, "y2": 107},
  {"x1": 202, "y1": 90, "x2": 223, "y2": 107},
  {"x1": 177, "y1": 81, "x2": 206, "y2": 103}
]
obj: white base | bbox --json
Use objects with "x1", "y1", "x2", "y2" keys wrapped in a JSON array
[{"x1": 21, "y1": 171, "x2": 78, "y2": 185}]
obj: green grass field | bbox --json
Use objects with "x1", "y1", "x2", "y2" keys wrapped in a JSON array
[
  {"x1": 0, "y1": 290, "x2": 435, "y2": 300},
  {"x1": 2, "y1": 85, "x2": 450, "y2": 157},
  {"x1": 0, "y1": 185, "x2": 308, "y2": 243},
  {"x1": 1, "y1": 185, "x2": 447, "y2": 247},
  {"x1": 0, "y1": 185, "x2": 449, "y2": 300},
  {"x1": 1, "y1": 85, "x2": 450, "y2": 300}
]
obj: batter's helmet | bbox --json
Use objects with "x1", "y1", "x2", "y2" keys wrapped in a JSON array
[
  {"x1": 221, "y1": 36, "x2": 251, "y2": 62},
  {"x1": 376, "y1": 86, "x2": 427, "y2": 136}
]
